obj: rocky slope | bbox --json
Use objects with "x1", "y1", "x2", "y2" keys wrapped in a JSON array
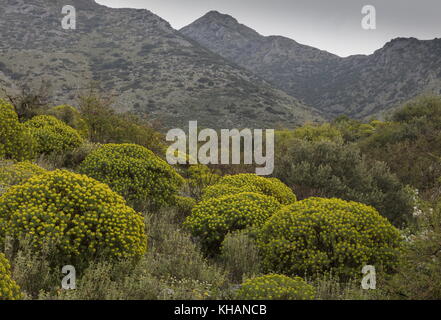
[
  {"x1": 181, "y1": 11, "x2": 441, "y2": 119},
  {"x1": 0, "y1": 0, "x2": 323, "y2": 129}
]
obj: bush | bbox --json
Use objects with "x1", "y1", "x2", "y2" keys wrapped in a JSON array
[
  {"x1": 25, "y1": 115, "x2": 84, "y2": 155},
  {"x1": 184, "y1": 192, "x2": 281, "y2": 253},
  {"x1": 274, "y1": 139, "x2": 414, "y2": 226},
  {"x1": 0, "y1": 99, "x2": 36, "y2": 161},
  {"x1": 0, "y1": 170, "x2": 147, "y2": 263},
  {"x1": 173, "y1": 196, "x2": 197, "y2": 220},
  {"x1": 236, "y1": 274, "x2": 315, "y2": 300},
  {"x1": 79, "y1": 144, "x2": 184, "y2": 210},
  {"x1": 0, "y1": 253, "x2": 22, "y2": 300},
  {"x1": 45, "y1": 105, "x2": 89, "y2": 138},
  {"x1": 386, "y1": 201, "x2": 441, "y2": 299},
  {"x1": 202, "y1": 174, "x2": 296, "y2": 205},
  {"x1": 184, "y1": 165, "x2": 220, "y2": 200},
  {"x1": 258, "y1": 197, "x2": 402, "y2": 279},
  {"x1": 0, "y1": 161, "x2": 47, "y2": 192}
]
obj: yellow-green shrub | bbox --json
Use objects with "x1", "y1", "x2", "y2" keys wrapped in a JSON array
[
  {"x1": 202, "y1": 174, "x2": 296, "y2": 204},
  {"x1": 258, "y1": 197, "x2": 402, "y2": 279},
  {"x1": 236, "y1": 274, "x2": 315, "y2": 300},
  {"x1": 0, "y1": 161, "x2": 47, "y2": 191},
  {"x1": 79, "y1": 144, "x2": 184, "y2": 209},
  {"x1": 184, "y1": 192, "x2": 281, "y2": 253},
  {"x1": 0, "y1": 170, "x2": 147, "y2": 261},
  {"x1": 25, "y1": 115, "x2": 84, "y2": 155},
  {"x1": 174, "y1": 195, "x2": 197, "y2": 218},
  {"x1": 0, "y1": 99, "x2": 36, "y2": 161},
  {"x1": 46, "y1": 104, "x2": 89, "y2": 138},
  {"x1": 0, "y1": 253, "x2": 23, "y2": 300}
]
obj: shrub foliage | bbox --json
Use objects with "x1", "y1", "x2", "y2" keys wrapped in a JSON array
[
  {"x1": 0, "y1": 99, "x2": 36, "y2": 161},
  {"x1": 25, "y1": 115, "x2": 84, "y2": 155},
  {"x1": 258, "y1": 197, "x2": 402, "y2": 279},
  {"x1": 184, "y1": 192, "x2": 281, "y2": 253},
  {"x1": 0, "y1": 253, "x2": 23, "y2": 300},
  {"x1": 0, "y1": 170, "x2": 147, "y2": 261},
  {"x1": 79, "y1": 143, "x2": 184, "y2": 209},
  {"x1": 236, "y1": 274, "x2": 315, "y2": 300},
  {"x1": 202, "y1": 174, "x2": 296, "y2": 205}
]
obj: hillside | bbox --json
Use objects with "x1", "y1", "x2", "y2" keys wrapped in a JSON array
[
  {"x1": 0, "y1": 0, "x2": 323, "y2": 129},
  {"x1": 181, "y1": 11, "x2": 441, "y2": 119}
]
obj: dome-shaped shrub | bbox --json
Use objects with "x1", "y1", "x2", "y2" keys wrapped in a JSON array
[
  {"x1": 184, "y1": 192, "x2": 281, "y2": 253},
  {"x1": 202, "y1": 174, "x2": 296, "y2": 204},
  {"x1": 0, "y1": 161, "x2": 47, "y2": 192},
  {"x1": 25, "y1": 115, "x2": 84, "y2": 155},
  {"x1": 79, "y1": 144, "x2": 184, "y2": 209},
  {"x1": 46, "y1": 105, "x2": 89, "y2": 138},
  {"x1": 0, "y1": 99, "x2": 36, "y2": 161},
  {"x1": 0, "y1": 170, "x2": 147, "y2": 261},
  {"x1": 0, "y1": 253, "x2": 22, "y2": 300},
  {"x1": 236, "y1": 274, "x2": 315, "y2": 300},
  {"x1": 258, "y1": 197, "x2": 402, "y2": 279}
]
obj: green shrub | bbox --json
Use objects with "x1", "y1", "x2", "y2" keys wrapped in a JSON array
[
  {"x1": 0, "y1": 161, "x2": 47, "y2": 192},
  {"x1": 79, "y1": 143, "x2": 184, "y2": 210},
  {"x1": 258, "y1": 197, "x2": 402, "y2": 279},
  {"x1": 0, "y1": 99, "x2": 36, "y2": 161},
  {"x1": 185, "y1": 165, "x2": 220, "y2": 199},
  {"x1": 386, "y1": 201, "x2": 441, "y2": 299},
  {"x1": 184, "y1": 192, "x2": 281, "y2": 253},
  {"x1": 236, "y1": 274, "x2": 315, "y2": 300},
  {"x1": 45, "y1": 105, "x2": 89, "y2": 138},
  {"x1": 0, "y1": 170, "x2": 147, "y2": 262},
  {"x1": 220, "y1": 230, "x2": 261, "y2": 282},
  {"x1": 25, "y1": 115, "x2": 84, "y2": 155},
  {"x1": 274, "y1": 139, "x2": 414, "y2": 225},
  {"x1": 0, "y1": 253, "x2": 23, "y2": 300},
  {"x1": 202, "y1": 174, "x2": 296, "y2": 205}
]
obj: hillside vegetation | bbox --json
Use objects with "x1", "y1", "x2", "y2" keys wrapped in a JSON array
[{"x1": 2, "y1": 92, "x2": 441, "y2": 300}]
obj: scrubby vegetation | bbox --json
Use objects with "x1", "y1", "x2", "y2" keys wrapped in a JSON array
[
  {"x1": 25, "y1": 115, "x2": 84, "y2": 155},
  {"x1": 79, "y1": 143, "x2": 184, "y2": 210},
  {"x1": 258, "y1": 198, "x2": 402, "y2": 279},
  {"x1": 0, "y1": 253, "x2": 22, "y2": 300},
  {"x1": 1, "y1": 90, "x2": 441, "y2": 300},
  {"x1": 236, "y1": 274, "x2": 315, "y2": 300}
]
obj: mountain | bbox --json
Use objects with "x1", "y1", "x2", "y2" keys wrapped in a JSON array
[
  {"x1": 181, "y1": 11, "x2": 441, "y2": 119},
  {"x1": 0, "y1": 0, "x2": 323, "y2": 129}
]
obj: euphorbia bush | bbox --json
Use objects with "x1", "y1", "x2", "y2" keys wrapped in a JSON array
[
  {"x1": 258, "y1": 197, "x2": 402, "y2": 279},
  {"x1": 0, "y1": 99, "x2": 36, "y2": 161},
  {"x1": 25, "y1": 115, "x2": 84, "y2": 155},
  {"x1": 202, "y1": 174, "x2": 296, "y2": 205},
  {"x1": 0, "y1": 170, "x2": 147, "y2": 262},
  {"x1": 184, "y1": 192, "x2": 281, "y2": 253},
  {"x1": 79, "y1": 143, "x2": 184, "y2": 210},
  {"x1": 0, "y1": 253, "x2": 22, "y2": 300},
  {"x1": 236, "y1": 274, "x2": 315, "y2": 300},
  {"x1": 46, "y1": 104, "x2": 89, "y2": 138}
]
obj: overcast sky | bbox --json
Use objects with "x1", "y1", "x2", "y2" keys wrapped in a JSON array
[{"x1": 96, "y1": 0, "x2": 441, "y2": 57}]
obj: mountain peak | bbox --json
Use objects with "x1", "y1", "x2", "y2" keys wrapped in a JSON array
[{"x1": 201, "y1": 10, "x2": 238, "y2": 23}]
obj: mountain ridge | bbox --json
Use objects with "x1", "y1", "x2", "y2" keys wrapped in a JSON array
[
  {"x1": 181, "y1": 11, "x2": 441, "y2": 119},
  {"x1": 0, "y1": 1, "x2": 323, "y2": 129}
]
